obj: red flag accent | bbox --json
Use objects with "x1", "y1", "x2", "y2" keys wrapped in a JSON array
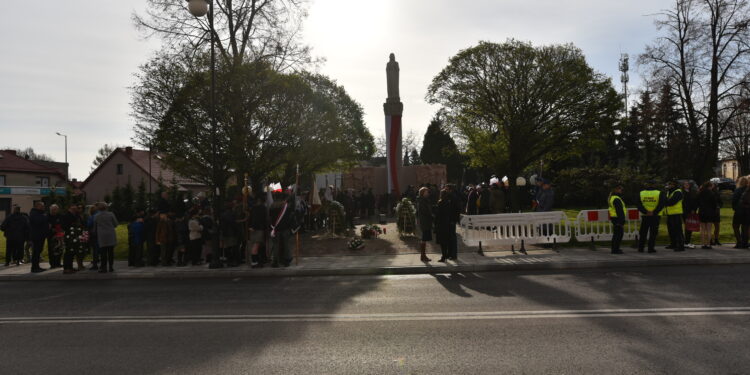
[{"x1": 587, "y1": 211, "x2": 599, "y2": 222}]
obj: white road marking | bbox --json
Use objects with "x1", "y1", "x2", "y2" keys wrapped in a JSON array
[{"x1": 1, "y1": 307, "x2": 749, "y2": 324}]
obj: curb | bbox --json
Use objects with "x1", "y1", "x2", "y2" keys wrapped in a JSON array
[{"x1": 2, "y1": 256, "x2": 750, "y2": 281}]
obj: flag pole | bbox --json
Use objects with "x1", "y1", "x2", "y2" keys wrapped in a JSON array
[{"x1": 295, "y1": 164, "x2": 300, "y2": 265}]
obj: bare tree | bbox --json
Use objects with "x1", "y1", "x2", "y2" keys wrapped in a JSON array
[
  {"x1": 133, "y1": 0, "x2": 315, "y2": 71},
  {"x1": 640, "y1": 0, "x2": 750, "y2": 181}
]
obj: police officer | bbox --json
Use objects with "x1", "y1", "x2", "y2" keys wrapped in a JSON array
[
  {"x1": 637, "y1": 180, "x2": 667, "y2": 253},
  {"x1": 608, "y1": 183, "x2": 626, "y2": 254},
  {"x1": 664, "y1": 179, "x2": 685, "y2": 252}
]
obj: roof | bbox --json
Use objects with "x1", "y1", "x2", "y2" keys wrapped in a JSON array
[
  {"x1": 0, "y1": 150, "x2": 65, "y2": 177},
  {"x1": 81, "y1": 147, "x2": 205, "y2": 189}
]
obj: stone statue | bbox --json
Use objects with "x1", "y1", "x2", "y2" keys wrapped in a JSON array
[{"x1": 386, "y1": 53, "x2": 400, "y2": 101}]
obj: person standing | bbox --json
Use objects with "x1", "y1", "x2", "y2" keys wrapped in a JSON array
[
  {"x1": 60, "y1": 205, "x2": 84, "y2": 274},
  {"x1": 664, "y1": 179, "x2": 685, "y2": 252},
  {"x1": 637, "y1": 180, "x2": 666, "y2": 253},
  {"x1": 144, "y1": 209, "x2": 159, "y2": 266},
  {"x1": 47, "y1": 204, "x2": 63, "y2": 268},
  {"x1": 28, "y1": 201, "x2": 49, "y2": 272},
  {"x1": 156, "y1": 213, "x2": 174, "y2": 266},
  {"x1": 697, "y1": 181, "x2": 719, "y2": 249},
  {"x1": 416, "y1": 187, "x2": 433, "y2": 262},
  {"x1": 682, "y1": 181, "x2": 698, "y2": 249},
  {"x1": 535, "y1": 179, "x2": 555, "y2": 212},
  {"x1": 2, "y1": 205, "x2": 29, "y2": 266},
  {"x1": 731, "y1": 177, "x2": 748, "y2": 248},
  {"x1": 435, "y1": 188, "x2": 461, "y2": 262},
  {"x1": 478, "y1": 183, "x2": 492, "y2": 215},
  {"x1": 608, "y1": 184, "x2": 626, "y2": 254},
  {"x1": 247, "y1": 197, "x2": 268, "y2": 268},
  {"x1": 219, "y1": 201, "x2": 240, "y2": 268},
  {"x1": 86, "y1": 205, "x2": 100, "y2": 270},
  {"x1": 94, "y1": 202, "x2": 118, "y2": 273},
  {"x1": 187, "y1": 209, "x2": 204, "y2": 266},
  {"x1": 466, "y1": 186, "x2": 478, "y2": 215},
  {"x1": 711, "y1": 183, "x2": 723, "y2": 246},
  {"x1": 490, "y1": 183, "x2": 506, "y2": 214},
  {"x1": 128, "y1": 213, "x2": 145, "y2": 267},
  {"x1": 268, "y1": 192, "x2": 293, "y2": 268}
]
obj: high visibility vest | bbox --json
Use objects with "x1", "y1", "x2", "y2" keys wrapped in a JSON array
[
  {"x1": 609, "y1": 195, "x2": 625, "y2": 218},
  {"x1": 665, "y1": 189, "x2": 683, "y2": 215},
  {"x1": 640, "y1": 190, "x2": 661, "y2": 214}
]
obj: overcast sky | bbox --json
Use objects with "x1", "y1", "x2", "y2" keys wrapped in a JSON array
[{"x1": 0, "y1": 0, "x2": 672, "y2": 180}]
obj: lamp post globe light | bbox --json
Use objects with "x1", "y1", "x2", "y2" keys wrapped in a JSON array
[
  {"x1": 185, "y1": 0, "x2": 223, "y2": 268},
  {"x1": 187, "y1": 0, "x2": 209, "y2": 17}
]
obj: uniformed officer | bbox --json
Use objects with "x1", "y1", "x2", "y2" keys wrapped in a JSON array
[
  {"x1": 608, "y1": 183, "x2": 626, "y2": 254},
  {"x1": 664, "y1": 179, "x2": 685, "y2": 252},
  {"x1": 637, "y1": 180, "x2": 667, "y2": 253}
]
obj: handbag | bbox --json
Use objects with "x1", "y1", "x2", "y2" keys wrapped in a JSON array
[{"x1": 685, "y1": 213, "x2": 700, "y2": 232}]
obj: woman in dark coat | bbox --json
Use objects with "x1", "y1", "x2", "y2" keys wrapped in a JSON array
[
  {"x1": 697, "y1": 181, "x2": 719, "y2": 249},
  {"x1": 416, "y1": 187, "x2": 433, "y2": 262}
]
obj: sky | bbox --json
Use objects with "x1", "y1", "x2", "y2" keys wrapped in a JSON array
[{"x1": 0, "y1": 0, "x2": 673, "y2": 181}]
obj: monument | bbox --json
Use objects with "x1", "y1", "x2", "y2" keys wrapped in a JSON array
[{"x1": 384, "y1": 53, "x2": 403, "y2": 195}]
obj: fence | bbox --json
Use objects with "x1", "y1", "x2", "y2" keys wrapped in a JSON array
[
  {"x1": 459, "y1": 211, "x2": 573, "y2": 253},
  {"x1": 573, "y1": 209, "x2": 641, "y2": 243},
  {"x1": 459, "y1": 209, "x2": 642, "y2": 252}
]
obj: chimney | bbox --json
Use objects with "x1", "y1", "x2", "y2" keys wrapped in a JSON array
[{"x1": 125, "y1": 146, "x2": 133, "y2": 156}]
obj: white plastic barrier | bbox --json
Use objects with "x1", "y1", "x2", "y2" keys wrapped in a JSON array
[
  {"x1": 573, "y1": 209, "x2": 641, "y2": 242},
  {"x1": 459, "y1": 211, "x2": 572, "y2": 248}
]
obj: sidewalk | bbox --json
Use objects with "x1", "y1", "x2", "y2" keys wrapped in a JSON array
[{"x1": 3, "y1": 246, "x2": 750, "y2": 280}]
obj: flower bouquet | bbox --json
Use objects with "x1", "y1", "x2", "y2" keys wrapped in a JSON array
[
  {"x1": 347, "y1": 237, "x2": 365, "y2": 250},
  {"x1": 360, "y1": 224, "x2": 383, "y2": 239},
  {"x1": 395, "y1": 198, "x2": 417, "y2": 236}
]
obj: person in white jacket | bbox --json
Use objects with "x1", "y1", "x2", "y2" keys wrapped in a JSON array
[{"x1": 187, "y1": 209, "x2": 203, "y2": 265}]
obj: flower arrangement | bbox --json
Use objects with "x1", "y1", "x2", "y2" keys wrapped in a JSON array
[
  {"x1": 325, "y1": 200, "x2": 346, "y2": 235},
  {"x1": 347, "y1": 237, "x2": 364, "y2": 250},
  {"x1": 395, "y1": 198, "x2": 417, "y2": 236},
  {"x1": 79, "y1": 231, "x2": 90, "y2": 244},
  {"x1": 360, "y1": 224, "x2": 383, "y2": 239}
]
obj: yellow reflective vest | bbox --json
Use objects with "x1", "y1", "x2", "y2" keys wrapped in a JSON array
[
  {"x1": 608, "y1": 195, "x2": 625, "y2": 218},
  {"x1": 640, "y1": 190, "x2": 661, "y2": 214},
  {"x1": 665, "y1": 189, "x2": 684, "y2": 215}
]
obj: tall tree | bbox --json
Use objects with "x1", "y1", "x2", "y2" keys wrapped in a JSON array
[
  {"x1": 7, "y1": 147, "x2": 54, "y2": 162},
  {"x1": 409, "y1": 149, "x2": 421, "y2": 165},
  {"x1": 640, "y1": 0, "x2": 750, "y2": 181},
  {"x1": 420, "y1": 112, "x2": 464, "y2": 182},
  {"x1": 427, "y1": 40, "x2": 621, "y2": 208}
]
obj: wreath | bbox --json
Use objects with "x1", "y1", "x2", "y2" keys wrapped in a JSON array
[
  {"x1": 395, "y1": 198, "x2": 417, "y2": 236},
  {"x1": 325, "y1": 200, "x2": 346, "y2": 235}
]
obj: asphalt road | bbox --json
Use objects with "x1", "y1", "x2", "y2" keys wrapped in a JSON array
[{"x1": 1, "y1": 265, "x2": 750, "y2": 374}]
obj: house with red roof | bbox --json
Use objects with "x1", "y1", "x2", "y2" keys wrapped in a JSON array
[
  {"x1": 81, "y1": 147, "x2": 207, "y2": 204},
  {"x1": 0, "y1": 150, "x2": 68, "y2": 220}
]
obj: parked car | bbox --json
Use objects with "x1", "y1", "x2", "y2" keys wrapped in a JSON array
[{"x1": 710, "y1": 177, "x2": 736, "y2": 191}]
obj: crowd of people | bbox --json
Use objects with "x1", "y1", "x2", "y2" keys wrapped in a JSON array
[
  {"x1": 608, "y1": 178, "x2": 741, "y2": 255},
  {"x1": 1, "y1": 188, "x2": 304, "y2": 274}
]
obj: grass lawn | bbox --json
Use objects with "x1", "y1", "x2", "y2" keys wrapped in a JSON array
[{"x1": 0, "y1": 207, "x2": 741, "y2": 262}]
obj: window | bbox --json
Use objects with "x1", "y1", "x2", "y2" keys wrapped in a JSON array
[
  {"x1": 35, "y1": 176, "x2": 50, "y2": 187},
  {"x1": 0, "y1": 175, "x2": 5, "y2": 186},
  {"x1": 116, "y1": 164, "x2": 124, "y2": 175}
]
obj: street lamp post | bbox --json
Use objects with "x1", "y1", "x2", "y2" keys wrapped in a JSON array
[
  {"x1": 55, "y1": 132, "x2": 68, "y2": 180},
  {"x1": 186, "y1": 0, "x2": 223, "y2": 268}
]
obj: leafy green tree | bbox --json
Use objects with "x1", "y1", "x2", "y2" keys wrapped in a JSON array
[
  {"x1": 135, "y1": 179, "x2": 148, "y2": 214},
  {"x1": 120, "y1": 182, "x2": 135, "y2": 221},
  {"x1": 427, "y1": 40, "x2": 621, "y2": 208}
]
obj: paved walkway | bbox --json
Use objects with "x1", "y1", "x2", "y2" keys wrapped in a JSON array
[{"x1": 3, "y1": 245, "x2": 750, "y2": 280}]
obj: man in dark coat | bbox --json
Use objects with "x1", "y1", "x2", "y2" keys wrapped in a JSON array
[
  {"x1": 2, "y1": 205, "x2": 29, "y2": 266},
  {"x1": 47, "y1": 204, "x2": 63, "y2": 268},
  {"x1": 28, "y1": 201, "x2": 49, "y2": 272},
  {"x1": 269, "y1": 192, "x2": 295, "y2": 268}
]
